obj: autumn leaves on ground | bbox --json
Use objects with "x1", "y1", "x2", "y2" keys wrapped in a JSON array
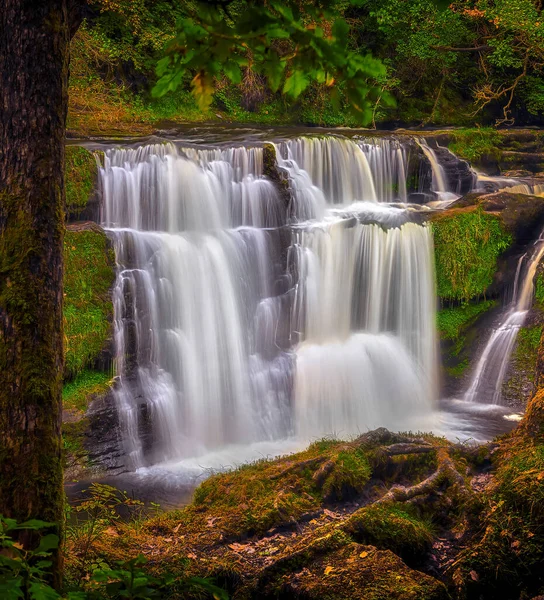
[{"x1": 63, "y1": 388, "x2": 544, "y2": 600}]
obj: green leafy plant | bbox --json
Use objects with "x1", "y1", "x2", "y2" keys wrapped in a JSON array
[
  {"x1": 0, "y1": 516, "x2": 61, "y2": 600},
  {"x1": 153, "y1": 0, "x2": 394, "y2": 124},
  {"x1": 67, "y1": 484, "x2": 145, "y2": 585},
  {"x1": 90, "y1": 555, "x2": 228, "y2": 600}
]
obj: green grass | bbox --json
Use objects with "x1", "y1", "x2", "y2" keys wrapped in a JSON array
[
  {"x1": 432, "y1": 208, "x2": 512, "y2": 302},
  {"x1": 64, "y1": 228, "x2": 115, "y2": 378},
  {"x1": 448, "y1": 128, "x2": 503, "y2": 163},
  {"x1": 65, "y1": 146, "x2": 98, "y2": 211},
  {"x1": 63, "y1": 369, "x2": 112, "y2": 413},
  {"x1": 437, "y1": 300, "x2": 496, "y2": 340}
]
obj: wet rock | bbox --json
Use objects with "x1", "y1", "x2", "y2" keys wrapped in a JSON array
[{"x1": 84, "y1": 388, "x2": 126, "y2": 475}]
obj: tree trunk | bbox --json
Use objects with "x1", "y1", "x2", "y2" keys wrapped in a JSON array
[{"x1": 0, "y1": 0, "x2": 72, "y2": 580}]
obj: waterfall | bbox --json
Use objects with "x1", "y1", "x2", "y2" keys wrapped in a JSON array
[
  {"x1": 418, "y1": 140, "x2": 447, "y2": 193},
  {"x1": 464, "y1": 233, "x2": 544, "y2": 404},
  {"x1": 275, "y1": 136, "x2": 410, "y2": 219},
  {"x1": 291, "y1": 220, "x2": 437, "y2": 437},
  {"x1": 100, "y1": 135, "x2": 438, "y2": 469},
  {"x1": 102, "y1": 144, "x2": 291, "y2": 468}
]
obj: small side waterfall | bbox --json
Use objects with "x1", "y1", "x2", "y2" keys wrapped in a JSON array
[
  {"x1": 418, "y1": 140, "x2": 447, "y2": 194},
  {"x1": 100, "y1": 135, "x2": 439, "y2": 469},
  {"x1": 464, "y1": 233, "x2": 544, "y2": 404}
]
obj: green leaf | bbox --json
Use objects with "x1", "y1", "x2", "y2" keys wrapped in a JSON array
[
  {"x1": 28, "y1": 581, "x2": 61, "y2": 600},
  {"x1": 223, "y1": 61, "x2": 242, "y2": 84},
  {"x1": 34, "y1": 534, "x2": 59, "y2": 555},
  {"x1": 0, "y1": 577, "x2": 24, "y2": 599},
  {"x1": 283, "y1": 71, "x2": 310, "y2": 98},
  {"x1": 262, "y1": 56, "x2": 285, "y2": 92},
  {"x1": 12, "y1": 520, "x2": 54, "y2": 532},
  {"x1": 188, "y1": 577, "x2": 229, "y2": 600},
  {"x1": 332, "y1": 19, "x2": 349, "y2": 44}
]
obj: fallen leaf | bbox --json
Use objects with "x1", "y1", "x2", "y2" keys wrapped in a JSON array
[
  {"x1": 359, "y1": 551, "x2": 369, "y2": 559},
  {"x1": 229, "y1": 543, "x2": 248, "y2": 552},
  {"x1": 470, "y1": 570, "x2": 479, "y2": 582},
  {"x1": 187, "y1": 553, "x2": 197, "y2": 559},
  {"x1": 173, "y1": 523, "x2": 182, "y2": 534},
  {"x1": 104, "y1": 527, "x2": 119, "y2": 537},
  {"x1": 324, "y1": 566, "x2": 334, "y2": 575}
]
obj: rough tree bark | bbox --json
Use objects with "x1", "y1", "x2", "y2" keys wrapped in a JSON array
[{"x1": 0, "y1": 0, "x2": 83, "y2": 580}]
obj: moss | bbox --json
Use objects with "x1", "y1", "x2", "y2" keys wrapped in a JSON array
[
  {"x1": 259, "y1": 542, "x2": 448, "y2": 600},
  {"x1": 448, "y1": 128, "x2": 503, "y2": 163},
  {"x1": 65, "y1": 146, "x2": 97, "y2": 214},
  {"x1": 534, "y1": 272, "x2": 544, "y2": 308},
  {"x1": 432, "y1": 208, "x2": 512, "y2": 303},
  {"x1": 63, "y1": 369, "x2": 111, "y2": 413},
  {"x1": 457, "y1": 432, "x2": 544, "y2": 599},
  {"x1": 437, "y1": 300, "x2": 496, "y2": 340},
  {"x1": 342, "y1": 504, "x2": 434, "y2": 566},
  {"x1": 445, "y1": 359, "x2": 470, "y2": 378},
  {"x1": 64, "y1": 225, "x2": 115, "y2": 378},
  {"x1": 63, "y1": 417, "x2": 89, "y2": 465},
  {"x1": 514, "y1": 326, "x2": 542, "y2": 371},
  {"x1": 190, "y1": 440, "x2": 372, "y2": 537}
]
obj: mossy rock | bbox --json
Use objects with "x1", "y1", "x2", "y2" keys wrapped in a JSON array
[
  {"x1": 254, "y1": 541, "x2": 448, "y2": 600},
  {"x1": 64, "y1": 223, "x2": 116, "y2": 379},
  {"x1": 191, "y1": 440, "x2": 372, "y2": 538},
  {"x1": 455, "y1": 409, "x2": 544, "y2": 599},
  {"x1": 65, "y1": 146, "x2": 99, "y2": 221},
  {"x1": 430, "y1": 206, "x2": 512, "y2": 303},
  {"x1": 341, "y1": 504, "x2": 434, "y2": 567},
  {"x1": 454, "y1": 191, "x2": 544, "y2": 245}
]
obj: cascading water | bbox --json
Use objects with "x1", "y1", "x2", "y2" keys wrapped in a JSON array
[
  {"x1": 274, "y1": 137, "x2": 411, "y2": 220},
  {"x1": 464, "y1": 231, "x2": 544, "y2": 404},
  {"x1": 102, "y1": 144, "x2": 292, "y2": 468},
  {"x1": 291, "y1": 219, "x2": 437, "y2": 438},
  {"x1": 100, "y1": 135, "x2": 439, "y2": 470},
  {"x1": 418, "y1": 140, "x2": 447, "y2": 194}
]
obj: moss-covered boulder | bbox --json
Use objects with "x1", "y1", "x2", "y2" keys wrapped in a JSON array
[
  {"x1": 430, "y1": 205, "x2": 512, "y2": 304},
  {"x1": 252, "y1": 539, "x2": 448, "y2": 600},
  {"x1": 341, "y1": 504, "x2": 434, "y2": 567},
  {"x1": 191, "y1": 439, "x2": 372, "y2": 539},
  {"x1": 65, "y1": 145, "x2": 100, "y2": 222}
]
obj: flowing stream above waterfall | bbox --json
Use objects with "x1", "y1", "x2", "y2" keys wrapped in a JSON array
[{"x1": 96, "y1": 133, "x2": 519, "y2": 479}]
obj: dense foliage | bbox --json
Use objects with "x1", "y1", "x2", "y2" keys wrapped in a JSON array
[{"x1": 68, "y1": 0, "x2": 544, "y2": 130}]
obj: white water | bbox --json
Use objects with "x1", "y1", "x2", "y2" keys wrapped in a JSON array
[
  {"x1": 100, "y1": 136, "x2": 439, "y2": 471},
  {"x1": 417, "y1": 140, "x2": 461, "y2": 207},
  {"x1": 275, "y1": 137, "x2": 410, "y2": 220},
  {"x1": 464, "y1": 232, "x2": 544, "y2": 404}
]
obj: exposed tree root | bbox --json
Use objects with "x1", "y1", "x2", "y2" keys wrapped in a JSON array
[{"x1": 376, "y1": 447, "x2": 467, "y2": 505}]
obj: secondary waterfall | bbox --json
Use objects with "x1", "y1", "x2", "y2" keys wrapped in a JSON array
[
  {"x1": 100, "y1": 135, "x2": 438, "y2": 469},
  {"x1": 464, "y1": 232, "x2": 544, "y2": 404}
]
